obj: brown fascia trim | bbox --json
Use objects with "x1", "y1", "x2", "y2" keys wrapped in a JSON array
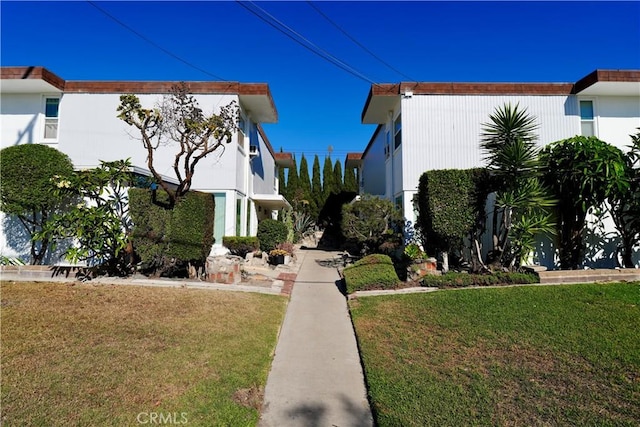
[
  {"x1": 344, "y1": 152, "x2": 363, "y2": 168},
  {"x1": 2, "y1": 66, "x2": 276, "y2": 107},
  {"x1": 1, "y1": 66, "x2": 66, "y2": 90},
  {"x1": 361, "y1": 81, "x2": 575, "y2": 122},
  {"x1": 274, "y1": 152, "x2": 294, "y2": 167},
  {"x1": 63, "y1": 81, "x2": 243, "y2": 94},
  {"x1": 572, "y1": 69, "x2": 640, "y2": 94},
  {"x1": 239, "y1": 83, "x2": 279, "y2": 122}
]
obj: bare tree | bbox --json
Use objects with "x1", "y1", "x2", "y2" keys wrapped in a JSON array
[{"x1": 117, "y1": 83, "x2": 238, "y2": 207}]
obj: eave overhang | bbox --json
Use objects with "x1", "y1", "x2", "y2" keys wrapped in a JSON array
[
  {"x1": 274, "y1": 152, "x2": 294, "y2": 169},
  {"x1": 251, "y1": 194, "x2": 291, "y2": 211},
  {"x1": 362, "y1": 82, "x2": 575, "y2": 124},
  {"x1": 572, "y1": 70, "x2": 640, "y2": 96},
  {"x1": 345, "y1": 153, "x2": 363, "y2": 169},
  {"x1": 0, "y1": 66, "x2": 278, "y2": 122}
]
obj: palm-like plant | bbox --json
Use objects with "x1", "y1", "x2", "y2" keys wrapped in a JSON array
[{"x1": 480, "y1": 103, "x2": 555, "y2": 268}]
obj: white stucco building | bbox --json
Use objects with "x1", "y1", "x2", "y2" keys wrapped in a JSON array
[
  {"x1": 1, "y1": 66, "x2": 292, "y2": 261},
  {"x1": 347, "y1": 69, "x2": 640, "y2": 268}
]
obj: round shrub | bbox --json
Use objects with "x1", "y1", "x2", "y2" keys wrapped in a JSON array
[{"x1": 257, "y1": 219, "x2": 288, "y2": 252}]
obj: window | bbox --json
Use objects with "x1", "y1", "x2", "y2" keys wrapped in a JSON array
[
  {"x1": 395, "y1": 195, "x2": 403, "y2": 214},
  {"x1": 236, "y1": 198, "x2": 242, "y2": 236},
  {"x1": 393, "y1": 115, "x2": 402, "y2": 149},
  {"x1": 579, "y1": 100, "x2": 595, "y2": 137},
  {"x1": 246, "y1": 200, "x2": 252, "y2": 235},
  {"x1": 237, "y1": 116, "x2": 246, "y2": 149},
  {"x1": 44, "y1": 97, "x2": 60, "y2": 139}
]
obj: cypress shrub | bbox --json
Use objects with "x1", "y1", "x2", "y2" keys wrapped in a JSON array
[{"x1": 257, "y1": 218, "x2": 288, "y2": 252}]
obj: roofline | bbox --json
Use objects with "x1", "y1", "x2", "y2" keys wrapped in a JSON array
[
  {"x1": 1, "y1": 66, "x2": 276, "y2": 107},
  {"x1": 572, "y1": 69, "x2": 640, "y2": 94},
  {"x1": 361, "y1": 69, "x2": 640, "y2": 122},
  {"x1": 344, "y1": 152, "x2": 363, "y2": 169},
  {"x1": 1, "y1": 66, "x2": 66, "y2": 90}
]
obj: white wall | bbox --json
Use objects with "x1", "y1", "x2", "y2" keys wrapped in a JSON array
[
  {"x1": 592, "y1": 96, "x2": 640, "y2": 149},
  {"x1": 0, "y1": 93, "x2": 53, "y2": 147},
  {"x1": 360, "y1": 126, "x2": 386, "y2": 196},
  {"x1": 251, "y1": 126, "x2": 278, "y2": 196},
  {"x1": 401, "y1": 94, "x2": 578, "y2": 193},
  {"x1": 59, "y1": 93, "x2": 241, "y2": 191}
]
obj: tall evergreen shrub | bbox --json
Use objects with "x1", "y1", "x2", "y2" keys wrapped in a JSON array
[{"x1": 129, "y1": 189, "x2": 214, "y2": 275}]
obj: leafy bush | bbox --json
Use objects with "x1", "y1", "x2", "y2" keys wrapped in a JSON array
[
  {"x1": 422, "y1": 271, "x2": 539, "y2": 288},
  {"x1": 341, "y1": 195, "x2": 404, "y2": 255},
  {"x1": 343, "y1": 254, "x2": 401, "y2": 293},
  {"x1": 0, "y1": 144, "x2": 76, "y2": 264},
  {"x1": 257, "y1": 219, "x2": 288, "y2": 252},
  {"x1": 129, "y1": 189, "x2": 214, "y2": 276},
  {"x1": 38, "y1": 160, "x2": 134, "y2": 274},
  {"x1": 404, "y1": 244, "x2": 426, "y2": 261},
  {"x1": 223, "y1": 236, "x2": 259, "y2": 258}
]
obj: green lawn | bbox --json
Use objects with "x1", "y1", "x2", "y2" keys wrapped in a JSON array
[
  {"x1": 1, "y1": 281, "x2": 287, "y2": 426},
  {"x1": 350, "y1": 282, "x2": 640, "y2": 426}
]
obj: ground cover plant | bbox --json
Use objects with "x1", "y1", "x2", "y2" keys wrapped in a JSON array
[
  {"x1": 1, "y1": 281, "x2": 287, "y2": 426},
  {"x1": 350, "y1": 282, "x2": 640, "y2": 426},
  {"x1": 422, "y1": 271, "x2": 538, "y2": 288},
  {"x1": 342, "y1": 254, "x2": 401, "y2": 293}
]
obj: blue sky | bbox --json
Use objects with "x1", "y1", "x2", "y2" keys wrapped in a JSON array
[{"x1": 2, "y1": 1, "x2": 639, "y2": 161}]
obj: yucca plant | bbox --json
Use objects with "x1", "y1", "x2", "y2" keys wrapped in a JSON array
[{"x1": 480, "y1": 104, "x2": 555, "y2": 269}]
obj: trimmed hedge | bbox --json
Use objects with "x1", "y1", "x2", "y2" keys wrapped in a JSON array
[
  {"x1": 129, "y1": 189, "x2": 214, "y2": 274},
  {"x1": 343, "y1": 254, "x2": 401, "y2": 294},
  {"x1": 422, "y1": 271, "x2": 539, "y2": 289},
  {"x1": 223, "y1": 236, "x2": 259, "y2": 258},
  {"x1": 257, "y1": 219, "x2": 288, "y2": 252},
  {"x1": 415, "y1": 168, "x2": 492, "y2": 255}
]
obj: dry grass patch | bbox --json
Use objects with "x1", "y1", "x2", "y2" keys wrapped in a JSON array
[
  {"x1": 351, "y1": 282, "x2": 640, "y2": 426},
  {"x1": 1, "y1": 281, "x2": 287, "y2": 426}
]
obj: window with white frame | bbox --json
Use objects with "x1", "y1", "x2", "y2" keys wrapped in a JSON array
[
  {"x1": 237, "y1": 115, "x2": 246, "y2": 149},
  {"x1": 393, "y1": 114, "x2": 402, "y2": 149},
  {"x1": 579, "y1": 100, "x2": 595, "y2": 137},
  {"x1": 43, "y1": 97, "x2": 60, "y2": 140}
]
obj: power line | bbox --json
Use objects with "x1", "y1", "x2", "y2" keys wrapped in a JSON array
[
  {"x1": 86, "y1": 1, "x2": 228, "y2": 81},
  {"x1": 235, "y1": 0, "x2": 378, "y2": 85},
  {"x1": 306, "y1": 1, "x2": 418, "y2": 82}
]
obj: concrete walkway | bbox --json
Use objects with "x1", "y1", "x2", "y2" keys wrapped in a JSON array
[{"x1": 259, "y1": 249, "x2": 373, "y2": 427}]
